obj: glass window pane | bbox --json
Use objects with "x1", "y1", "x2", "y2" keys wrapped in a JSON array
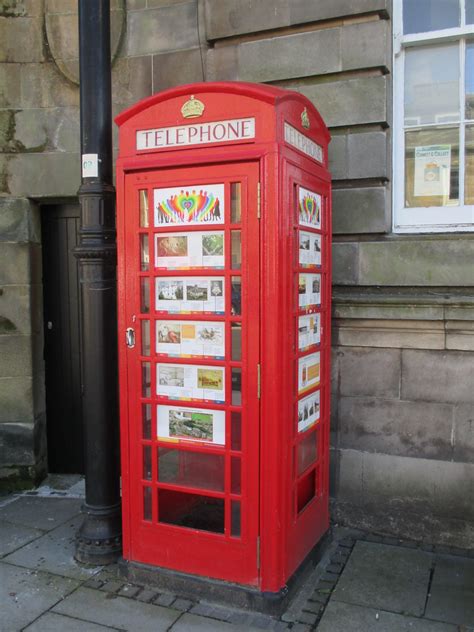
[
  {"x1": 231, "y1": 457, "x2": 241, "y2": 494},
  {"x1": 466, "y1": 0, "x2": 474, "y2": 24},
  {"x1": 466, "y1": 42, "x2": 474, "y2": 120},
  {"x1": 297, "y1": 471, "x2": 315, "y2": 514},
  {"x1": 297, "y1": 430, "x2": 317, "y2": 475},
  {"x1": 139, "y1": 190, "x2": 149, "y2": 228},
  {"x1": 231, "y1": 368, "x2": 242, "y2": 406},
  {"x1": 231, "y1": 183, "x2": 241, "y2": 223},
  {"x1": 231, "y1": 323, "x2": 242, "y2": 361},
  {"x1": 405, "y1": 44, "x2": 459, "y2": 126},
  {"x1": 466, "y1": 126, "x2": 474, "y2": 204},
  {"x1": 405, "y1": 127, "x2": 459, "y2": 207},
  {"x1": 158, "y1": 489, "x2": 224, "y2": 533},
  {"x1": 143, "y1": 445, "x2": 152, "y2": 480},
  {"x1": 158, "y1": 448, "x2": 225, "y2": 492},
  {"x1": 140, "y1": 234, "x2": 149, "y2": 271},
  {"x1": 231, "y1": 231, "x2": 241, "y2": 269},
  {"x1": 403, "y1": 0, "x2": 460, "y2": 34},
  {"x1": 142, "y1": 403, "x2": 152, "y2": 440},
  {"x1": 140, "y1": 277, "x2": 150, "y2": 313},
  {"x1": 143, "y1": 486, "x2": 152, "y2": 521},
  {"x1": 141, "y1": 320, "x2": 150, "y2": 356},
  {"x1": 142, "y1": 362, "x2": 151, "y2": 397},
  {"x1": 231, "y1": 500, "x2": 241, "y2": 537},
  {"x1": 231, "y1": 276, "x2": 241, "y2": 315},
  {"x1": 231, "y1": 411, "x2": 242, "y2": 451}
]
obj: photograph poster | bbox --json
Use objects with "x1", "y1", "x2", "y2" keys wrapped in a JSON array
[
  {"x1": 157, "y1": 363, "x2": 225, "y2": 403},
  {"x1": 157, "y1": 404, "x2": 225, "y2": 445},
  {"x1": 298, "y1": 389, "x2": 320, "y2": 433},
  {"x1": 299, "y1": 231, "x2": 322, "y2": 267},
  {"x1": 298, "y1": 313, "x2": 320, "y2": 350},
  {"x1": 298, "y1": 186, "x2": 321, "y2": 229},
  {"x1": 154, "y1": 184, "x2": 225, "y2": 226},
  {"x1": 156, "y1": 276, "x2": 225, "y2": 314},
  {"x1": 414, "y1": 145, "x2": 451, "y2": 198},
  {"x1": 298, "y1": 352, "x2": 320, "y2": 395},
  {"x1": 156, "y1": 320, "x2": 225, "y2": 359},
  {"x1": 298, "y1": 273, "x2": 321, "y2": 308},
  {"x1": 155, "y1": 231, "x2": 224, "y2": 269}
]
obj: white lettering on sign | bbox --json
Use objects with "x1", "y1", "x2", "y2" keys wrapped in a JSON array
[
  {"x1": 136, "y1": 118, "x2": 256, "y2": 151},
  {"x1": 284, "y1": 123, "x2": 323, "y2": 164}
]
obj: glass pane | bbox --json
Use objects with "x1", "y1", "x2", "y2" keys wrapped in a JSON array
[
  {"x1": 231, "y1": 231, "x2": 241, "y2": 269},
  {"x1": 231, "y1": 457, "x2": 241, "y2": 494},
  {"x1": 139, "y1": 190, "x2": 149, "y2": 227},
  {"x1": 140, "y1": 234, "x2": 149, "y2": 271},
  {"x1": 297, "y1": 471, "x2": 315, "y2": 514},
  {"x1": 142, "y1": 362, "x2": 151, "y2": 397},
  {"x1": 467, "y1": 0, "x2": 474, "y2": 23},
  {"x1": 158, "y1": 489, "x2": 224, "y2": 533},
  {"x1": 297, "y1": 430, "x2": 317, "y2": 475},
  {"x1": 143, "y1": 486, "x2": 152, "y2": 521},
  {"x1": 466, "y1": 126, "x2": 474, "y2": 204},
  {"x1": 158, "y1": 448, "x2": 224, "y2": 492},
  {"x1": 231, "y1": 411, "x2": 242, "y2": 451},
  {"x1": 141, "y1": 320, "x2": 150, "y2": 356},
  {"x1": 143, "y1": 445, "x2": 152, "y2": 480},
  {"x1": 231, "y1": 182, "x2": 241, "y2": 223},
  {"x1": 231, "y1": 276, "x2": 242, "y2": 315},
  {"x1": 466, "y1": 42, "x2": 474, "y2": 120},
  {"x1": 231, "y1": 500, "x2": 241, "y2": 537},
  {"x1": 405, "y1": 44, "x2": 459, "y2": 126},
  {"x1": 140, "y1": 277, "x2": 150, "y2": 313},
  {"x1": 142, "y1": 403, "x2": 152, "y2": 440},
  {"x1": 231, "y1": 323, "x2": 242, "y2": 361},
  {"x1": 403, "y1": 0, "x2": 460, "y2": 34},
  {"x1": 405, "y1": 127, "x2": 459, "y2": 207},
  {"x1": 231, "y1": 368, "x2": 242, "y2": 406}
]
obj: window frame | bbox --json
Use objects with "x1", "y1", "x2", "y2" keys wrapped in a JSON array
[{"x1": 393, "y1": 0, "x2": 474, "y2": 233}]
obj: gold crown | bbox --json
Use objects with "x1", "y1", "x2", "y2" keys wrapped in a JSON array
[
  {"x1": 301, "y1": 107, "x2": 310, "y2": 129},
  {"x1": 181, "y1": 95, "x2": 205, "y2": 119}
]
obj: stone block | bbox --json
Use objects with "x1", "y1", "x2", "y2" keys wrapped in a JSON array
[
  {"x1": 0, "y1": 242, "x2": 41, "y2": 285},
  {"x1": 204, "y1": 0, "x2": 290, "y2": 41},
  {"x1": 0, "y1": 16, "x2": 44, "y2": 63},
  {"x1": 347, "y1": 131, "x2": 387, "y2": 179},
  {"x1": 332, "y1": 186, "x2": 389, "y2": 234},
  {"x1": 0, "y1": 335, "x2": 32, "y2": 377},
  {"x1": 13, "y1": 108, "x2": 80, "y2": 153},
  {"x1": 341, "y1": 19, "x2": 389, "y2": 71},
  {"x1": 290, "y1": 0, "x2": 389, "y2": 24},
  {"x1": 0, "y1": 109, "x2": 15, "y2": 151},
  {"x1": 332, "y1": 299, "x2": 445, "y2": 322},
  {"x1": 0, "y1": 376, "x2": 34, "y2": 422},
  {"x1": 0, "y1": 421, "x2": 35, "y2": 465},
  {"x1": 338, "y1": 397, "x2": 454, "y2": 460},
  {"x1": 20, "y1": 63, "x2": 79, "y2": 108},
  {"x1": 453, "y1": 405, "x2": 474, "y2": 463},
  {"x1": 425, "y1": 556, "x2": 474, "y2": 626},
  {"x1": 328, "y1": 134, "x2": 347, "y2": 180},
  {"x1": 153, "y1": 48, "x2": 204, "y2": 92},
  {"x1": 333, "y1": 318, "x2": 445, "y2": 349},
  {"x1": 112, "y1": 55, "x2": 152, "y2": 109},
  {"x1": 332, "y1": 243, "x2": 359, "y2": 285},
  {"x1": 206, "y1": 44, "x2": 239, "y2": 81},
  {"x1": 126, "y1": 3, "x2": 199, "y2": 57},
  {"x1": 338, "y1": 347, "x2": 401, "y2": 397},
  {"x1": 358, "y1": 239, "x2": 474, "y2": 287},
  {"x1": 0, "y1": 64, "x2": 21, "y2": 107},
  {"x1": 8, "y1": 152, "x2": 80, "y2": 198},
  {"x1": 0, "y1": 285, "x2": 33, "y2": 335},
  {"x1": 0, "y1": 197, "x2": 40, "y2": 243},
  {"x1": 300, "y1": 75, "x2": 387, "y2": 128},
  {"x1": 446, "y1": 320, "x2": 474, "y2": 351},
  {"x1": 402, "y1": 349, "x2": 474, "y2": 404}
]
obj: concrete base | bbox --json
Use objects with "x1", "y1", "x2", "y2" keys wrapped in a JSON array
[{"x1": 118, "y1": 529, "x2": 332, "y2": 616}]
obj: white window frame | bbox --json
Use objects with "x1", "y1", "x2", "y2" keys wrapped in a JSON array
[{"x1": 393, "y1": 0, "x2": 474, "y2": 233}]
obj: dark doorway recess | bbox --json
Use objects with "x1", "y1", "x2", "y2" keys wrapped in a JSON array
[{"x1": 41, "y1": 204, "x2": 84, "y2": 474}]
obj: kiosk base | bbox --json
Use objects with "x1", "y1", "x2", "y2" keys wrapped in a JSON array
[{"x1": 118, "y1": 529, "x2": 331, "y2": 616}]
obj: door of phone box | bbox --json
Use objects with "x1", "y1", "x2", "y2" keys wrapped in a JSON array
[{"x1": 116, "y1": 82, "x2": 331, "y2": 593}]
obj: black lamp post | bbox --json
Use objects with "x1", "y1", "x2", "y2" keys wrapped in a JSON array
[{"x1": 74, "y1": 0, "x2": 122, "y2": 564}]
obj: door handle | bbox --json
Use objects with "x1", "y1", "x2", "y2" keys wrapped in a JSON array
[{"x1": 125, "y1": 327, "x2": 135, "y2": 348}]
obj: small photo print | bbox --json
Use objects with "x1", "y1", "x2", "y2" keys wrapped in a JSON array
[
  {"x1": 186, "y1": 283, "x2": 208, "y2": 301},
  {"x1": 157, "y1": 280, "x2": 184, "y2": 301},
  {"x1": 154, "y1": 184, "x2": 225, "y2": 226},
  {"x1": 202, "y1": 233, "x2": 224, "y2": 257},
  {"x1": 157, "y1": 323, "x2": 181, "y2": 345},
  {"x1": 210, "y1": 279, "x2": 224, "y2": 297},
  {"x1": 300, "y1": 234, "x2": 310, "y2": 251},
  {"x1": 298, "y1": 186, "x2": 322, "y2": 229},
  {"x1": 298, "y1": 390, "x2": 320, "y2": 433},
  {"x1": 157, "y1": 235, "x2": 188, "y2": 258},
  {"x1": 299, "y1": 231, "x2": 321, "y2": 267},
  {"x1": 196, "y1": 324, "x2": 223, "y2": 345},
  {"x1": 298, "y1": 352, "x2": 320, "y2": 394},
  {"x1": 197, "y1": 368, "x2": 224, "y2": 392},
  {"x1": 159, "y1": 365, "x2": 184, "y2": 388},
  {"x1": 169, "y1": 408, "x2": 213, "y2": 441},
  {"x1": 298, "y1": 276, "x2": 307, "y2": 295}
]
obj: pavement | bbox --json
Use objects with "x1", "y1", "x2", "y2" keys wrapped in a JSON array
[{"x1": 0, "y1": 476, "x2": 473, "y2": 631}]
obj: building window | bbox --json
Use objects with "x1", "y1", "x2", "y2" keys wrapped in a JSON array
[{"x1": 393, "y1": 0, "x2": 474, "y2": 232}]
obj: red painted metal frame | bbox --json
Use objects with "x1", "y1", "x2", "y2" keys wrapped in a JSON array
[{"x1": 116, "y1": 82, "x2": 331, "y2": 593}]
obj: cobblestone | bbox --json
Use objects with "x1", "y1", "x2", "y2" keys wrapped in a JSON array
[
  {"x1": 118, "y1": 584, "x2": 141, "y2": 598},
  {"x1": 100, "y1": 580, "x2": 123, "y2": 593},
  {"x1": 297, "y1": 611, "x2": 319, "y2": 625},
  {"x1": 135, "y1": 588, "x2": 159, "y2": 603},
  {"x1": 171, "y1": 597, "x2": 195, "y2": 611},
  {"x1": 154, "y1": 592, "x2": 177, "y2": 607}
]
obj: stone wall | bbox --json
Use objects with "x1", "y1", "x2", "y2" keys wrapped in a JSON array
[{"x1": 0, "y1": 0, "x2": 473, "y2": 544}]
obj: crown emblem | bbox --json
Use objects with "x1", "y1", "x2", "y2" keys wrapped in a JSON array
[
  {"x1": 181, "y1": 95, "x2": 205, "y2": 119},
  {"x1": 301, "y1": 107, "x2": 310, "y2": 129}
]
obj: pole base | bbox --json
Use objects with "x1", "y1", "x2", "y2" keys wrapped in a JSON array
[{"x1": 75, "y1": 502, "x2": 122, "y2": 566}]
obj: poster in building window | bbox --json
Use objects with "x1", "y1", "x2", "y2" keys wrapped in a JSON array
[
  {"x1": 414, "y1": 145, "x2": 451, "y2": 198},
  {"x1": 157, "y1": 363, "x2": 225, "y2": 403},
  {"x1": 298, "y1": 273, "x2": 321, "y2": 308},
  {"x1": 298, "y1": 390, "x2": 320, "y2": 433},
  {"x1": 156, "y1": 276, "x2": 225, "y2": 314},
  {"x1": 299, "y1": 231, "x2": 321, "y2": 267},
  {"x1": 154, "y1": 184, "x2": 225, "y2": 226},
  {"x1": 298, "y1": 186, "x2": 321, "y2": 229},
  {"x1": 157, "y1": 404, "x2": 225, "y2": 445},
  {"x1": 298, "y1": 313, "x2": 320, "y2": 351},
  {"x1": 298, "y1": 352, "x2": 320, "y2": 395},
  {"x1": 155, "y1": 231, "x2": 224, "y2": 269},
  {"x1": 156, "y1": 320, "x2": 225, "y2": 359}
]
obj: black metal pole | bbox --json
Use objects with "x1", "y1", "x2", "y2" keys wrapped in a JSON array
[{"x1": 74, "y1": 0, "x2": 121, "y2": 564}]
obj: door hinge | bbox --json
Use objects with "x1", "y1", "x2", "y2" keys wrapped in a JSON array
[
  {"x1": 257, "y1": 182, "x2": 261, "y2": 219},
  {"x1": 256, "y1": 536, "x2": 260, "y2": 569},
  {"x1": 257, "y1": 363, "x2": 261, "y2": 399}
]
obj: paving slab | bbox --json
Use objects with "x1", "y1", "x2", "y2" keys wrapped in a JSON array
[
  {"x1": 170, "y1": 612, "x2": 263, "y2": 631},
  {"x1": 317, "y1": 601, "x2": 458, "y2": 632},
  {"x1": 53, "y1": 586, "x2": 181, "y2": 631},
  {"x1": 0, "y1": 496, "x2": 82, "y2": 531},
  {"x1": 3, "y1": 514, "x2": 101, "y2": 580},
  {"x1": 0, "y1": 562, "x2": 79, "y2": 632},
  {"x1": 0, "y1": 519, "x2": 43, "y2": 557},
  {"x1": 425, "y1": 555, "x2": 474, "y2": 626},
  {"x1": 24, "y1": 611, "x2": 120, "y2": 631},
  {"x1": 332, "y1": 541, "x2": 432, "y2": 616}
]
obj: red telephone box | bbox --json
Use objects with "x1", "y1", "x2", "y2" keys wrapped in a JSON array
[{"x1": 115, "y1": 82, "x2": 331, "y2": 598}]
